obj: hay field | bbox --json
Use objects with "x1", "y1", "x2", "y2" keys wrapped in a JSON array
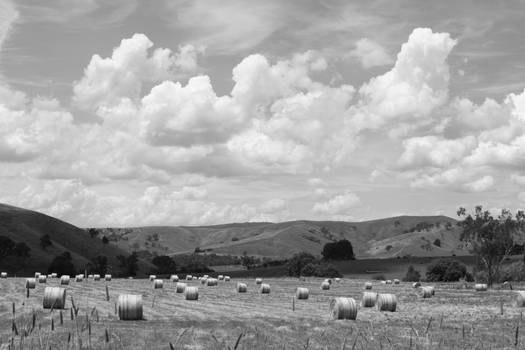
[{"x1": 1, "y1": 277, "x2": 524, "y2": 349}]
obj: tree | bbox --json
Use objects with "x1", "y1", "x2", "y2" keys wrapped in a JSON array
[
  {"x1": 322, "y1": 239, "x2": 355, "y2": 260},
  {"x1": 90, "y1": 255, "x2": 108, "y2": 275},
  {"x1": 286, "y1": 252, "x2": 316, "y2": 277},
  {"x1": 48, "y1": 252, "x2": 76, "y2": 276},
  {"x1": 14, "y1": 242, "x2": 30, "y2": 257},
  {"x1": 152, "y1": 255, "x2": 177, "y2": 274},
  {"x1": 426, "y1": 259, "x2": 467, "y2": 282},
  {"x1": 433, "y1": 239, "x2": 441, "y2": 247},
  {"x1": 117, "y1": 252, "x2": 139, "y2": 276},
  {"x1": 40, "y1": 234, "x2": 52, "y2": 250},
  {"x1": 240, "y1": 251, "x2": 256, "y2": 270},
  {"x1": 403, "y1": 265, "x2": 421, "y2": 282},
  {"x1": 88, "y1": 228, "x2": 99, "y2": 238},
  {"x1": 457, "y1": 206, "x2": 525, "y2": 286},
  {"x1": 101, "y1": 236, "x2": 109, "y2": 245},
  {"x1": 0, "y1": 235, "x2": 16, "y2": 256}
]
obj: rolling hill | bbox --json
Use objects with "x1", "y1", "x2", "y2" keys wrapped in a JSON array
[
  {"x1": 97, "y1": 215, "x2": 468, "y2": 259},
  {"x1": 0, "y1": 203, "x2": 154, "y2": 276}
]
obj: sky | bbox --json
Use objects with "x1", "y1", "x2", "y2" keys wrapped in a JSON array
[{"x1": 1, "y1": 0, "x2": 525, "y2": 227}]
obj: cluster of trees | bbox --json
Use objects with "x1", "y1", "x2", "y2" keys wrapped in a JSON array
[
  {"x1": 321, "y1": 239, "x2": 355, "y2": 260},
  {"x1": 151, "y1": 254, "x2": 212, "y2": 275},
  {"x1": 287, "y1": 252, "x2": 341, "y2": 278},
  {"x1": 48, "y1": 252, "x2": 76, "y2": 275},
  {"x1": 0, "y1": 236, "x2": 31, "y2": 257}
]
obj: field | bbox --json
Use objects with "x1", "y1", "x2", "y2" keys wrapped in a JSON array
[{"x1": 1, "y1": 277, "x2": 524, "y2": 349}]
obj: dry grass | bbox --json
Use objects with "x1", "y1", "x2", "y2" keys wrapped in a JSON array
[{"x1": 1, "y1": 277, "x2": 524, "y2": 349}]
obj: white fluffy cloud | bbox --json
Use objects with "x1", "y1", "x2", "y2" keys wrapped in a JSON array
[
  {"x1": 349, "y1": 38, "x2": 393, "y2": 69},
  {"x1": 313, "y1": 191, "x2": 361, "y2": 215}
]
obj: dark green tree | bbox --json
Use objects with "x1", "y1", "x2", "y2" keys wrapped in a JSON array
[
  {"x1": 101, "y1": 236, "x2": 109, "y2": 245},
  {"x1": 91, "y1": 255, "x2": 108, "y2": 275},
  {"x1": 322, "y1": 239, "x2": 355, "y2": 260},
  {"x1": 40, "y1": 234, "x2": 52, "y2": 250},
  {"x1": 152, "y1": 255, "x2": 177, "y2": 274},
  {"x1": 0, "y1": 235, "x2": 16, "y2": 256},
  {"x1": 426, "y1": 259, "x2": 467, "y2": 282},
  {"x1": 403, "y1": 265, "x2": 421, "y2": 282},
  {"x1": 117, "y1": 252, "x2": 139, "y2": 276},
  {"x1": 14, "y1": 242, "x2": 30, "y2": 257},
  {"x1": 48, "y1": 252, "x2": 76, "y2": 276},
  {"x1": 286, "y1": 252, "x2": 316, "y2": 277}
]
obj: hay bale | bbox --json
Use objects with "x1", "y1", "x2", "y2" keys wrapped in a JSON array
[
  {"x1": 393, "y1": 279, "x2": 400, "y2": 285},
  {"x1": 93, "y1": 274, "x2": 101, "y2": 281},
  {"x1": 43, "y1": 287, "x2": 66, "y2": 309},
  {"x1": 25, "y1": 278, "x2": 36, "y2": 289},
  {"x1": 475, "y1": 283, "x2": 488, "y2": 291},
  {"x1": 321, "y1": 281, "x2": 330, "y2": 290},
  {"x1": 203, "y1": 275, "x2": 209, "y2": 279},
  {"x1": 186, "y1": 275, "x2": 193, "y2": 281},
  {"x1": 421, "y1": 286, "x2": 433, "y2": 298},
  {"x1": 361, "y1": 292, "x2": 377, "y2": 307},
  {"x1": 170, "y1": 275, "x2": 179, "y2": 282},
  {"x1": 60, "y1": 275, "x2": 70, "y2": 285},
  {"x1": 517, "y1": 291, "x2": 525, "y2": 307},
  {"x1": 192, "y1": 276, "x2": 198, "y2": 280},
  {"x1": 153, "y1": 279, "x2": 163, "y2": 289},
  {"x1": 324, "y1": 278, "x2": 332, "y2": 285},
  {"x1": 51, "y1": 273, "x2": 57, "y2": 278},
  {"x1": 176, "y1": 282, "x2": 187, "y2": 293},
  {"x1": 201, "y1": 278, "x2": 208, "y2": 285},
  {"x1": 105, "y1": 274, "x2": 112, "y2": 281},
  {"x1": 0, "y1": 272, "x2": 6, "y2": 278},
  {"x1": 206, "y1": 278, "x2": 218, "y2": 286},
  {"x1": 335, "y1": 278, "x2": 341, "y2": 283},
  {"x1": 149, "y1": 275, "x2": 156, "y2": 281},
  {"x1": 385, "y1": 280, "x2": 392, "y2": 285},
  {"x1": 296, "y1": 287, "x2": 309, "y2": 300},
  {"x1": 412, "y1": 282, "x2": 421, "y2": 288},
  {"x1": 260, "y1": 283, "x2": 271, "y2": 294},
  {"x1": 377, "y1": 294, "x2": 397, "y2": 312},
  {"x1": 75, "y1": 275, "x2": 83, "y2": 282},
  {"x1": 255, "y1": 277, "x2": 263, "y2": 285},
  {"x1": 381, "y1": 280, "x2": 386, "y2": 284},
  {"x1": 237, "y1": 283, "x2": 247, "y2": 293},
  {"x1": 47, "y1": 274, "x2": 53, "y2": 279},
  {"x1": 364, "y1": 282, "x2": 373, "y2": 290},
  {"x1": 38, "y1": 275, "x2": 47, "y2": 283},
  {"x1": 329, "y1": 297, "x2": 358, "y2": 320},
  {"x1": 117, "y1": 294, "x2": 142, "y2": 320},
  {"x1": 428, "y1": 286, "x2": 435, "y2": 295},
  {"x1": 88, "y1": 274, "x2": 93, "y2": 279},
  {"x1": 34, "y1": 272, "x2": 41, "y2": 278},
  {"x1": 218, "y1": 275, "x2": 224, "y2": 280},
  {"x1": 225, "y1": 276, "x2": 231, "y2": 282},
  {"x1": 185, "y1": 286, "x2": 199, "y2": 300}
]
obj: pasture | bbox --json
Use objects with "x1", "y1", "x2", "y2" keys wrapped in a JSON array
[{"x1": 0, "y1": 276, "x2": 524, "y2": 349}]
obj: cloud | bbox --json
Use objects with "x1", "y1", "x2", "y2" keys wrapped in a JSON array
[
  {"x1": 349, "y1": 38, "x2": 393, "y2": 69},
  {"x1": 0, "y1": 0, "x2": 18, "y2": 53},
  {"x1": 464, "y1": 175, "x2": 494, "y2": 192},
  {"x1": 313, "y1": 191, "x2": 361, "y2": 216}
]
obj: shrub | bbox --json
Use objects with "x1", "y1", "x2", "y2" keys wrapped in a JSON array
[
  {"x1": 287, "y1": 252, "x2": 316, "y2": 277},
  {"x1": 403, "y1": 265, "x2": 421, "y2": 282},
  {"x1": 433, "y1": 239, "x2": 441, "y2": 247},
  {"x1": 426, "y1": 259, "x2": 467, "y2": 282}
]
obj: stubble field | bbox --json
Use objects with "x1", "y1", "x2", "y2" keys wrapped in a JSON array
[{"x1": 0, "y1": 276, "x2": 524, "y2": 349}]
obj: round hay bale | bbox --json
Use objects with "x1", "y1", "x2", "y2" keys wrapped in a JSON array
[
  {"x1": 75, "y1": 275, "x2": 84, "y2": 282},
  {"x1": 260, "y1": 283, "x2": 271, "y2": 294},
  {"x1": 335, "y1": 278, "x2": 341, "y2": 283},
  {"x1": 324, "y1": 278, "x2": 332, "y2": 285},
  {"x1": 516, "y1": 291, "x2": 525, "y2": 307},
  {"x1": 0, "y1": 272, "x2": 6, "y2": 278},
  {"x1": 25, "y1": 278, "x2": 36, "y2": 289},
  {"x1": 60, "y1": 275, "x2": 70, "y2": 285},
  {"x1": 51, "y1": 273, "x2": 57, "y2": 278},
  {"x1": 385, "y1": 280, "x2": 392, "y2": 285},
  {"x1": 255, "y1": 277, "x2": 263, "y2": 285},
  {"x1": 93, "y1": 274, "x2": 100, "y2": 281},
  {"x1": 117, "y1": 294, "x2": 142, "y2": 320},
  {"x1": 361, "y1": 292, "x2": 377, "y2": 307},
  {"x1": 475, "y1": 283, "x2": 488, "y2": 291},
  {"x1": 393, "y1": 279, "x2": 400, "y2": 285},
  {"x1": 192, "y1": 276, "x2": 198, "y2": 280},
  {"x1": 218, "y1": 275, "x2": 224, "y2": 280},
  {"x1": 38, "y1": 275, "x2": 47, "y2": 284},
  {"x1": 170, "y1": 275, "x2": 179, "y2": 282},
  {"x1": 203, "y1": 275, "x2": 209, "y2": 279},
  {"x1": 186, "y1": 275, "x2": 193, "y2": 281},
  {"x1": 104, "y1": 274, "x2": 112, "y2": 281},
  {"x1": 34, "y1": 272, "x2": 41, "y2": 278},
  {"x1": 206, "y1": 278, "x2": 218, "y2": 286},
  {"x1": 88, "y1": 274, "x2": 93, "y2": 279},
  {"x1": 43, "y1": 287, "x2": 66, "y2": 309},
  {"x1": 377, "y1": 294, "x2": 397, "y2": 312},
  {"x1": 176, "y1": 282, "x2": 187, "y2": 293},
  {"x1": 364, "y1": 282, "x2": 373, "y2": 290},
  {"x1": 200, "y1": 277, "x2": 208, "y2": 285},
  {"x1": 421, "y1": 286, "x2": 433, "y2": 298},
  {"x1": 225, "y1": 276, "x2": 231, "y2": 282},
  {"x1": 381, "y1": 280, "x2": 386, "y2": 284},
  {"x1": 153, "y1": 279, "x2": 163, "y2": 289},
  {"x1": 321, "y1": 281, "x2": 330, "y2": 290},
  {"x1": 149, "y1": 275, "x2": 156, "y2": 281},
  {"x1": 428, "y1": 286, "x2": 435, "y2": 295},
  {"x1": 185, "y1": 286, "x2": 199, "y2": 300},
  {"x1": 296, "y1": 287, "x2": 309, "y2": 300},
  {"x1": 237, "y1": 283, "x2": 247, "y2": 293},
  {"x1": 329, "y1": 297, "x2": 358, "y2": 320},
  {"x1": 412, "y1": 282, "x2": 421, "y2": 288}
]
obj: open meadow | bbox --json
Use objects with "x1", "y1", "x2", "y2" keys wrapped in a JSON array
[{"x1": 1, "y1": 276, "x2": 525, "y2": 349}]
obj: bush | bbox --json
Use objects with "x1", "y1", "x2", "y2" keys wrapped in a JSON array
[
  {"x1": 403, "y1": 265, "x2": 421, "y2": 282},
  {"x1": 300, "y1": 262, "x2": 341, "y2": 278},
  {"x1": 322, "y1": 239, "x2": 355, "y2": 260},
  {"x1": 287, "y1": 252, "x2": 316, "y2": 277},
  {"x1": 426, "y1": 259, "x2": 467, "y2": 282}
]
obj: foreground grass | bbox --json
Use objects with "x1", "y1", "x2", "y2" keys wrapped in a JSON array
[{"x1": 0, "y1": 277, "x2": 523, "y2": 349}]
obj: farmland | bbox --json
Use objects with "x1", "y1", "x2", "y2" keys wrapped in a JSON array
[{"x1": 1, "y1": 276, "x2": 524, "y2": 349}]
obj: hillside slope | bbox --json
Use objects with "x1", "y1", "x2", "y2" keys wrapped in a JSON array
[
  {"x1": 0, "y1": 203, "x2": 154, "y2": 276},
  {"x1": 99, "y1": 215, "x2": 468, "y2": 259}
]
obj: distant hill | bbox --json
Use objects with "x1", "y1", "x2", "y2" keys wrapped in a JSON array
[
  {"x1": 0, "y1": 203, "x2": 154, "y2": 276},
  {"x1": 97, "y1": 215, "x2": 468, "y2": 259}
]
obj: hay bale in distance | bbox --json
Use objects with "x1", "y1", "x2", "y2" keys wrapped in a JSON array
[
  {"x1": 38, "y1": 275, "x2": 47, "y2": 284},
  {"x1": 75, "y1": 275, "x2": 84, "y2": 282},
  {"x1": 385, "y1": 280, "x2": 392, "y2": 285},
  {"x1": 25, "y1": 278, "x2": 36, "y2": 289},
  {"x1": 260, "y1": 283, "x2": 271, "y2": 294},
  {"x1": 176, "y1": 282, "x2": 187, "y2": 293},
  {"x1": 412, "y1": 282, "x2": 421, "y2": 288},
  {"x1": 88, "y1": 274, "x2": 93, "y2": 279},
  {"x1": 296, "y1": 287, "x2": 309, "y2": 300},
  {"x1": 393, "y1": 279, "x2": 400, "y2": 285},
  {"x1": 206, "y1": 278, "x2": 218, "y2": 286},
  {"x1": 421, "y1": 286, "x2": 433, "y2": 298},
  {"x1": 43, "y1": 287, "x2": 66, "y2": 309},
  {"x1": 170, "y1": 275, "x2": 179, "y2": 282},
  {"x1": 255, "y1": 278, "x2": 262, "y2": 285},
  {"x1": 200, "y1": 278, "x2": 208, "y2": 285},
  {"x1": 364, "y1": 282, "x2": 373, "y2": 290},
  {"x1": 330, "y1": 297, "x2": 358, "y2": 320},
  {"x1": 335, "y1": 278, "x2": 341, "y2": 283},
  {"x1": 186, "y1": 275, "x2": 193, "y2": 281},
  {"x1": 185, "y1": 286, "x2": 199, "y2": 300},
  {"x1": 93, "y1": 274, "x2": 101, "y2": 281},
  {"x1": 153, "y1": 279, "x2": 163, "y2": 289},
  {"x1": 377, "y1": 294, "x2": 397, "y2": 312},
  {"x1": 60, "y1": 275, "x2": 70, "y2": 285},
  {"x1": 117, "y1": 294, "x2": 142, "y2": 320},
  {"x1": 149, "y1": 275, "x2": 156, "y2": 281},
  {"x1": 321, "y1": 281, "x2": 330, "y2": 290},
  {"x1": 516, "y1": 291, "x2": 525, "y2": 307},
  {"x1": 362, "y1": 292, "x2": 377, "y2": 307},
  {"x1": 34, "y1": 272, "x2": 41, "y2": 278},
  {"x1": 225, "y1": 276, "x2": 231, "y2": 282},
  {"x1": 237, "y1": 283, "x2": 247, "y2": 293},
  {"x1": 218, "y1": 275, "x2": 224, "y2": 280},
  {"x1": 51, "y1": 273, "x2": 57, "y2": 278},
  {"x1": 0, "y1": 272, "x2": 6, "y2": 278},
  {"x1": 105, "y1": 274, "x2": 112, "y2": 281},
  {"x1": 475, "y1": 283, "x2": 488, "y2": 291}
]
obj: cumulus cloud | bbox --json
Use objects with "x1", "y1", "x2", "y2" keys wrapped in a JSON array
[
  {"x1": 313, "y1": 191, "x2": 361, "y2": 216},
  {"x1": 349, "y1": 38, "x2": 393, "y2": 69}
]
